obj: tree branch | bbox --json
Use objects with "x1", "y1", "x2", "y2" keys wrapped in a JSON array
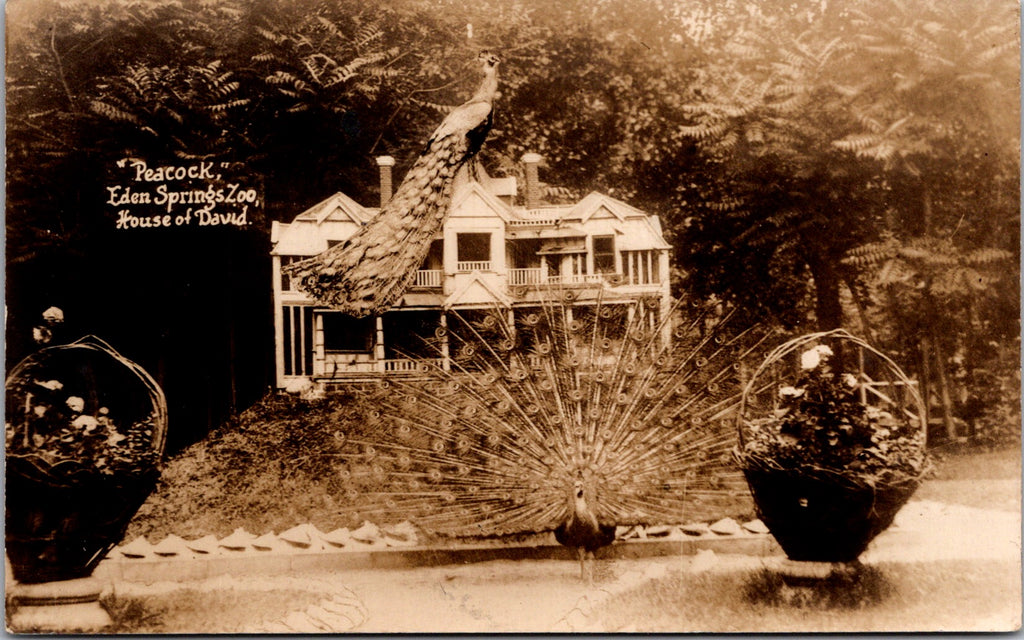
[
  {"x1": 369, "y1": 77, "x2": 462, "y2": 154},
  {"x1": 49, "y1": 23, "x2": 77, "y2": 112}
]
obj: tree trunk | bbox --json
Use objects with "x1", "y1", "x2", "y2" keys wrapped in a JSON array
[
  {"x1": 806, "y1": 252, "x2": 843, "y2": 331},
  {"x1": 931, "y1": 333, "x2": 958, "y2": 441},
  {"x1": 841, "y1": 275, "x2": 877, "y2": 343}
]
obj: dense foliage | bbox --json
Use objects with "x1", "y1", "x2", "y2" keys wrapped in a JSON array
[
  {"x1": 127, "y1": 391, "x2": 368, "y2": 538},
  {"x1": 7, "y1": 0, "x2": 1019, "y2": 447}
]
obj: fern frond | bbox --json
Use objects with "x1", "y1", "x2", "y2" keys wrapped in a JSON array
[
  {"x1": 207, "y1": 99, "x2": 250, "y2": 112},
  {"x1": 965, "y1": 247, "x2": 1013, "y2": 265},
  {"x1": 89, "y1": 100, "x2": 141, "y2": 124}
]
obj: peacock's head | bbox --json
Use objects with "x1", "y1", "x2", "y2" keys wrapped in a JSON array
[
  {"x1": 477, "y1": 50, "x2": 501, "y2": 70},
  {"x1": 572, "y1": 479, "x2": 585, "y2": 500},
  {"x1": 568, "y1": 478, "x2": 595, "y2": 511}
]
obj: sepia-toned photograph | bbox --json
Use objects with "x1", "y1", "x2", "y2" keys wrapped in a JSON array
[{"x1": 5, "y1": 0, "x2": 1020, "y2": 633}]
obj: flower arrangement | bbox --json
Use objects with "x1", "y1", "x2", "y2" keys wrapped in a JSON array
[
  {"x1": 5, "y1": 379, "x2": 160, "y2": 478},
  {"x1": 738, "y1": 342, "x2": 927, "y2": 488},
  {"x1": 5, "y1": 335, "x2": 167, "y2": 482}
]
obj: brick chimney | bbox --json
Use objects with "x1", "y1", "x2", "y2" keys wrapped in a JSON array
[
  {"x1": 522, "y1": 153, "x2": 542, "y2": 210},
  {"x1": 376, "y1": 155, "x2": 396, "y2": 207}
]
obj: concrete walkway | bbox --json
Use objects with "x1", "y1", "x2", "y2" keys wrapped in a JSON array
[{"x1": 103, "y1": 498, "x2": 1021, "y2": 633}]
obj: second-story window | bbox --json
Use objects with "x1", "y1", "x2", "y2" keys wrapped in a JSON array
[
  {"x1": 280, "y1": 256, "x2": 301, "y2": 291},
  {"x1": 593, "y1": 236, "x2": 616, "y2": 274},
  {"x1": 457, "y1": 233, "x2": 492, "y2": 271}
]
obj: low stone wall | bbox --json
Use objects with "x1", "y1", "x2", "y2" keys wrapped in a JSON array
[{"x1": 95, "y1": 518, "x2": 781, "y2": 584}]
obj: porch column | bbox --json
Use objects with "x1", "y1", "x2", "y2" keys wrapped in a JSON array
[
  {"x1": 375, "y1": 315, "x2": 385, "y2": 371},
  {"x1": 272, "y1": 254, "x2": 285, "y2": 387},
  {"x1": 507, "y1": 308, "x2": 516, "y2": 340},
  {"x1": 314, "y1": 313, "x2": 325, "y2": 376},
  {"x1": 440, "y1": 311, "x2": 451, "y2": 372}
]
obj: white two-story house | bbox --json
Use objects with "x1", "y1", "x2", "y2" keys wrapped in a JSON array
[{"x1": 270, "y1": 154, "x2": 672, "y2": 387}]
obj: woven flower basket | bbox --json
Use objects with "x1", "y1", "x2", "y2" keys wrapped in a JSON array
[
  {"x1": 734, "y1": 330, "x2": 927, "y2": 563},
  {"x1": 5, "y1": 336, "x2": 168, "y2": 583}
]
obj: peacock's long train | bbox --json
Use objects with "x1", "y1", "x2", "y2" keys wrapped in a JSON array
[
  {"x1": 332, "y1": 292, "x2": 773, "y2": 580},
  {"x1": 286, "y1": 51, "x2": 500, "y2": 317}
]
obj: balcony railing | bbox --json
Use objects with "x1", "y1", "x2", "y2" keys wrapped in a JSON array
[
  {"x1": 507, "y1": 271, "x2": 633, "y2": 291},
  {"x1": 457, "y1": 261, "x2": 492, "y2": 272},
  {"x1": 508, "y1": 268, "x2": 544, "y2": 285},
  {"x1": 412, "y1": 269, "x2": 443, "y2": 288}
]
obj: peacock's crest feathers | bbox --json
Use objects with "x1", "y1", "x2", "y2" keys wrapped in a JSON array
[{"x1": 331, "y1": 291, "x2": 773, "y2": 538}]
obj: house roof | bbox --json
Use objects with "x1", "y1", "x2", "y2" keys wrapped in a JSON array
[{"x1": 294, "y1": 192, "x2": 375, "y2": 225}]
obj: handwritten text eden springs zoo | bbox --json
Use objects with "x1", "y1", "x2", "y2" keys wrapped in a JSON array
[{"x1": 107, "y1": 159, "x2": 260, "y2": 229}]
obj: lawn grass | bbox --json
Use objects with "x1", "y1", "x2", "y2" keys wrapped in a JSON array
[
  {"x1": 597, "y1": 558, "x2": 1021, "y2": 632},
  {"x1": 927, "y1": 445, "x2": 1020, "y2": 481},
  {"x1": 915, "y1": 445, "x2": 1020, "y2": 511}
]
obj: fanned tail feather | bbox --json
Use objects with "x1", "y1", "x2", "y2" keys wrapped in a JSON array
[{"x1": 329, "y1": 291, "x2": 774, "y2": 538}]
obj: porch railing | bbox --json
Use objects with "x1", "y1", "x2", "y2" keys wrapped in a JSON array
[
  {"x1": 412, "y1": 269, "x2": 443, "y2": 288},
  {"x1": 382, "y1": 358, "x2": 445, "y2": 373},
  {"x1": 456, "y1": 261, "x2": 492, "y2": 272},
  {"x1": 545, "y1": 274, "x2": 607, "y2": 286}
]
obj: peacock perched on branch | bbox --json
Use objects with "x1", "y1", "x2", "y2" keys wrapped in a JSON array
[
  {"x1": 331, "y1": 292, "x2": 774, "y2": 581},
  {"x1": 285, "y1": 51, "x2": 501, "y2": 317}
]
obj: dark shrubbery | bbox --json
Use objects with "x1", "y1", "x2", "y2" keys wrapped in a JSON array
[{"x1": 126, "y1": 391, "x2": 372, "y2": 539}]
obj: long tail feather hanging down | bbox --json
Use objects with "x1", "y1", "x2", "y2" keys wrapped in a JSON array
[{"x1": 285, "y1": 51, "x2": 501, "y2": 317}]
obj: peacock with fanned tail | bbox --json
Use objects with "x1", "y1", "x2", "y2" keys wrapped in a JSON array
[
  {"x1": 332, "y1": 292, "x2": 774, "y2": 581},
  {"x1": 286, "y1": 51, "x2": 501, "y2": 317}
]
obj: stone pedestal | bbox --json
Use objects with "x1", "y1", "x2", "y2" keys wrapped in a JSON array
[{"x1": 8, "y1": 577, "x2": 112, "y2": 633}]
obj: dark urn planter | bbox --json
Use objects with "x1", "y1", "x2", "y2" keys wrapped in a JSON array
[
  {"x1": 743, "y1": 467, "x2": 920, "y2": 563},
  {"x1": 6, "y1": 459, "x2": 159, "y2": 583},
  {"x1": 5, "y1": 336, "x2": 167, "y2": 584},
  {"x1": 736, "y1": 330, "x2": 928, "y2": 565}
]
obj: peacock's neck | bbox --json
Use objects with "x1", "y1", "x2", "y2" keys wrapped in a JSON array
[
  {"x1": 572, "y1": 494, "x2": 600, "y2": 528},
  {"x1": 469, "y1": 68, "x2": 498, "y2": 104}
]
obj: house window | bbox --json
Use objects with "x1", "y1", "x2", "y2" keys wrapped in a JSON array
[
  {"x1": 623, "y1": 250, "x2": 659, "y2": 285},
  {"x1": 282, "y1": 305, "x2": 314, "y2": 376},
  {"x1": 321, "y1": 313, "x2": 374, "y2": 352},
  {"x1": 280, "y1": 256, "x2": 302, "y2": 292},
  {"x1": 457, "y1": 233, "x2": 492, "y2": 270},
  {"x1": 593, "y1": 236, "x2": 616, "y2": 274}
]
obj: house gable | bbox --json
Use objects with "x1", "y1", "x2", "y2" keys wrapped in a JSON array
[
  {"x1": 571, "y1": 191, "x2": 649, "y2": 224},
  {"x1": 273, "y1": 192, "x2": 374, "y2": 256},
  {"x1": 443, "y1": 272, "x2": 511, "y2": 309},
  {"x1": 448, "y1": 180, "x2": 513, "y2": 222}
]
